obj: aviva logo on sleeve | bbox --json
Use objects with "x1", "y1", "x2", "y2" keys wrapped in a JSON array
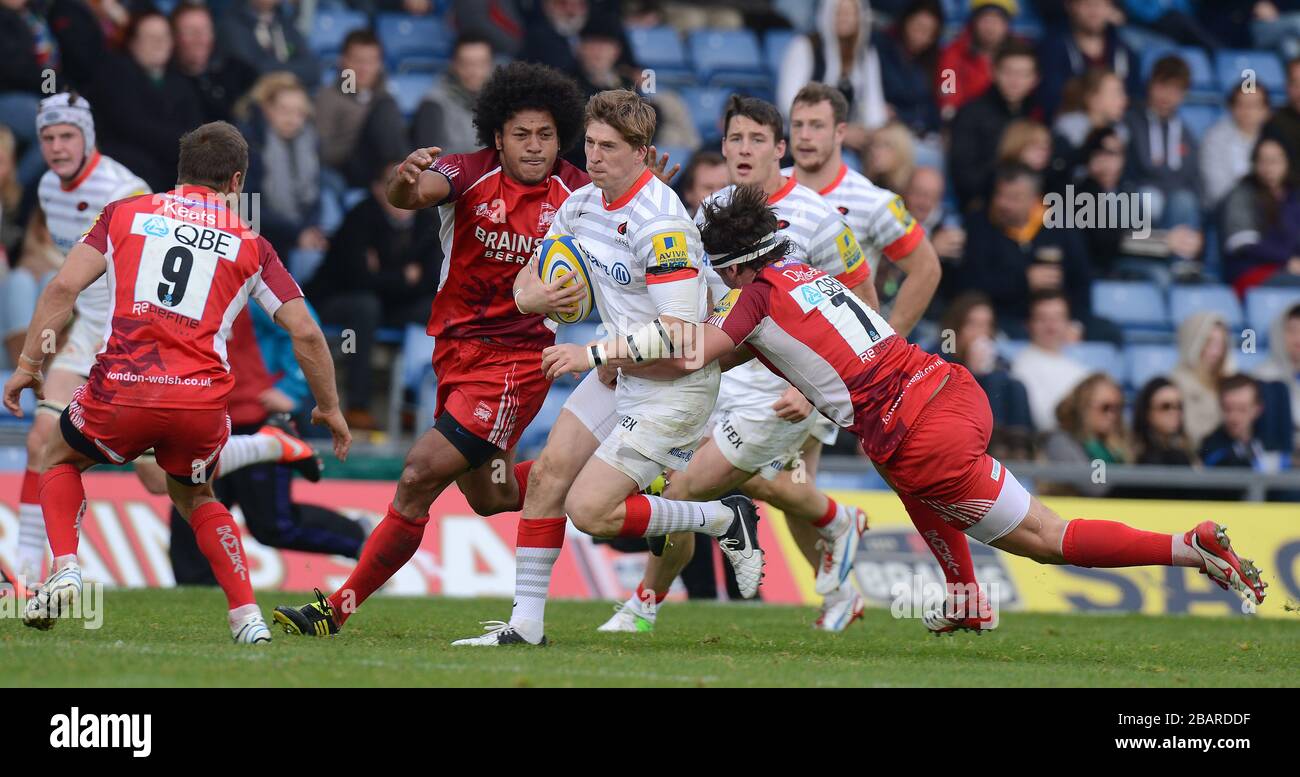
[
  {"x1": 652, "y1": 231, "x2": 691, "y2": 269},
  {"x1": 836, "y1": 227, "x2": 864, "y2": 274},
  {"x1": 707, "y1": 288, "x2": 741, "y2": 326}
]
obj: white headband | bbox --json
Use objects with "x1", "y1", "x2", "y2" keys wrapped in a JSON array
[
  {"x1": 707, "y1": 232, "x2": 778, "y2": 269},
  {"x1": 37, "y1": 93, "x2": 96, "y2": 158}
]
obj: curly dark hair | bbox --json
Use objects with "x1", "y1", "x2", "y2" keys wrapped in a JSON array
[
  {"x1": 472, "y1": 62, "x2": 586, "y2": 152},
  {"x1": 699, "y1": 184, "x2": 792, "y2": 272}
]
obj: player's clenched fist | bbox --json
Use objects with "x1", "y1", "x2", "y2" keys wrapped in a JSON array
[
  {"x1": 398, "y1": 146, "x2": 442, "y2": 184},
  {"x1": 311, "y1": 406, "x2": 352, "y2": 462}
]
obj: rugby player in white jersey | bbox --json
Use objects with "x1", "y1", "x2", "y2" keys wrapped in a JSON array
[
  {"x1": 599, "y1": 95, "x2": 873, "y2": 634},
  {"x1": 10, "y1": 94, "x2": 319, "y2": 585},
  {"x1": 451, "y1": 90, "x2": 762, "y2": 647}
]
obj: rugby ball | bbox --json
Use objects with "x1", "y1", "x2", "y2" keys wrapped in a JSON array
[{"x1": 537, "y1": 234, "x2": 595, "y2": 325}]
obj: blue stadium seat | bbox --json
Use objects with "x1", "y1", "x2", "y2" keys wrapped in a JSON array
[
  {"x1": 1168, "y1": 283, "x2": 1243, "y2": 330},
  {"x1": 309, "y1": 8, "x2": 368, "y2": 58},
  {"x1": 1124, "y1": 344, "x2": 1180, "y2": 391},
  {"x1": 678, "y1": 86, "x2": 733, "y2": 141},
  {"x1": 399, "y1": 324, "x2": 436, "y2": 392},
  {"x1": 1236, "y1": 349, "x2": 1268, "y2": 375},
  {"x1": 688, "y1": 29, "x2": 765, "y2": 87},
  {"x1": 387, "y1": 73, "x2": 432, "y2": 117},
  {"x1": 516, "y1": 383, "x2": 573, "y2": 457},
  {"x1": 1177, "y1": 104, "x2": 1220, "y2": 139},
  {"x1": 287, "y1": 248, "x2": 325, "y2": 285},
  {"x1": 1244, "y1": 286, "x2": 1300, "y2": 344},
  {"x1": 555, "y1": 322, "x2": 606, "y2": 346},
  {"x1": 1092, "y1": 280, "x2": 1170, "y2": 336},
  {"x1": 1065, "y1": 341, "x2": 1123, "y2": 383},
  {"x1": 628, "y1": 26, "x2": 693, "y2": 85},
  {"x1": 996, "y1": 339, "x2": 1029, "y2": 363},
  {"x1": 1215, "y1": 49, "x2": 1285, "y2": 95},
  {"x1": 376, "y1": 13, "x2": 453, "y2": 72},
  {"x1": 763, "y1": 29, "x2": 797, "y2": 77},
  {"x1": 1141, "y1": 46, "x2": 1215, "y2": 92},
  {"x1": 654, "y1": 145, "x2": 696, "y2": 172}
]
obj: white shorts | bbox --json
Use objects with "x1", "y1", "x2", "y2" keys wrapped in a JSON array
[
  {"x1": 711, "y1": 406, "x2": 820, "y2": 480},
  {"x1": 50, "y1": 314, "x2": 104, "y2": 377},
  {"x1": 563, "y1": 365, "x2": 720, "y2": 490}
]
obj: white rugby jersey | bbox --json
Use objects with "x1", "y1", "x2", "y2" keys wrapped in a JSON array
[
  {"x1": 38, "y1": 152, "x2": 150, "y2": 322},
  {"x1": 785, "y1": 163, "x2": 924, "y2": 276},
  {"x1": 549, "y1": 167, "x2": 709, "y2": 335},
  {"x1": 698, "y1": 177, "x2": 871, "y2": 407}
]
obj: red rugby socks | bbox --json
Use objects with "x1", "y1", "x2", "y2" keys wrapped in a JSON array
[
  {"x1": 38, "y1": 464, "x2": 86, "y2": 562},
  {"x1": 190, "y1": 502, "x2": 256, "y2": 610},
  {"x1": 1061, "y1": 519, "x2": 1174, "y2": 568},
  {"x1": 328, "y1": 505, "x2": 429, "y2": 625}
]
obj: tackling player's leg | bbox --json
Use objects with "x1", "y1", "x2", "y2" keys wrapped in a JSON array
[
  {"x1": 275, "y1": 424, "x2": 486, "y2": 636},
  {"x1": 563, "y1": 454, "x2": 763, "y2": 598}
]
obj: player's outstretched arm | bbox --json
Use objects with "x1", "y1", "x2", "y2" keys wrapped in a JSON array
[
  {"x1": 2, "y1": 243, "x2": 106, "y2": 415},
  {"x1": 387, "y1": 146, "x2": 451, "y2": 210},
  {"x1": 273, "y1": 298, "x2": 351, "y2": 461},
  {"x1": 541, "y1": 319, "x2": 735, "y2": 380},
  {"x1": 885, "y1": 238, "x2": 941, "y2": 339}
]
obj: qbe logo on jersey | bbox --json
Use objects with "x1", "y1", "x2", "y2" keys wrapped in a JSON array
[{"x1": 130, "y1": 212, "x2": 240, "y2": 321}]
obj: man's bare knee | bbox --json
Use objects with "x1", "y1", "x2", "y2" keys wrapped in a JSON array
[{"x1": 525, "y1": 452, "x2": 569, "y2": 516}]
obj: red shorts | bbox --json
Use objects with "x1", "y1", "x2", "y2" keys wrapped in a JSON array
[
  {"x1": 64, "y1": 385, "x2": 231, "y2": 482},
  {"x1": 876, "y1": 365, "x2": 1030, "y2": 543},
  {"x1": 433, "y1": 337, "x2": 550, "y2": 451}
]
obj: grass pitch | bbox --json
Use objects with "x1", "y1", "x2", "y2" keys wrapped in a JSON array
[{"x1": 2, "y1": 588, "x2": 1297, "y2": 687}]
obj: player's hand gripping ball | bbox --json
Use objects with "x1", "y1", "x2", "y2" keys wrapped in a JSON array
[{"x1": 537, "y1": 235, "x2": 595, "y2": 325}]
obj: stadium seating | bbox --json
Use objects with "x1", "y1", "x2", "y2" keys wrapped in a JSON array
[
  {"x1": 1092, "y1": 280, "x2": 1171, "y2": 340},
  {"x1": 1141, "y1": 46, "x2": 1216, "y2": 93},
  {"x1": 308, "y1": 8, "x2": 368, "y2": 59},
  {"x1": 1177, "y1": 104, "x2": 1221, "y2": 139},
  {"x1": 377, "y1": 13, "x2": 454, "y2": 72},
  {"x1": 687, "y1": 29, "x2": 767, "y2": 88},
  {"x1": 997, "y1": 339, "x2": 1029, "y2": 363},
  {"x1": 1065, "y1": 341, "x2": 1123, "y2": 384},
  {"x1": 1236, "y1": 349, "x2": 1268, "y2": 375},
  {"x1": 1244, "y1": 287, "x2": 1300, "y2": 344},
  {"x1": 1215, "y1": 49, "x2": 1285, "y2": 96},
  {"x1": 287, "y1": 248, "x2": 326, "y2": 286},
  {"x1": 627, "y1": 26, "x2": 694, "y2": 86},
  {"x1": 516, "y1": 383, "x2": 574, "y2": 457},
  {"x1": 1169, "y1": 283, "x2": 1244, "y2": 331},
  {"x1": 678, "y1": 86, "x2": 734, "y2": 141},
  {"x1": 387, "y1": 73, "x2": 433, "y2": 118},
  {"x1": 1124, "y1": 344, "x2": 1180, "y2": 391},
  {"x1": 763, "y1": 29, "x2": 797, "y2": 78},
  {"x1": 388, "y1": 324, "x2": 437, "y2": 436}
]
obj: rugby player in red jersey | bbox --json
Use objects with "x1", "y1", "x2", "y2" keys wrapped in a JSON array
[
  {"x1": 543, "y1": 186, "x2": 1268, "y2": 627},
  {"x1": 273, "y1": 63, "x2": 678, "y2": 636},
  {"x1": 2, "y1": 122, "x2": 352, "y2": 643}
]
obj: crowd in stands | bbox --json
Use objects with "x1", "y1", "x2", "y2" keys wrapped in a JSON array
[{"x1": 2, "y1": 0, "x2": 1299, "y2": 497}]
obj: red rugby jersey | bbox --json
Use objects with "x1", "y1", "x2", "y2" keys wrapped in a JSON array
[
  {"x1": 430, "y1": 147, "x2": 590, "y2": 349},
  {"x1": 709, "y1": 257, "x2": 951, "y2": 461},
  {"x1": 79, "y1": 186, "x2": 303, "y2": 409}
]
